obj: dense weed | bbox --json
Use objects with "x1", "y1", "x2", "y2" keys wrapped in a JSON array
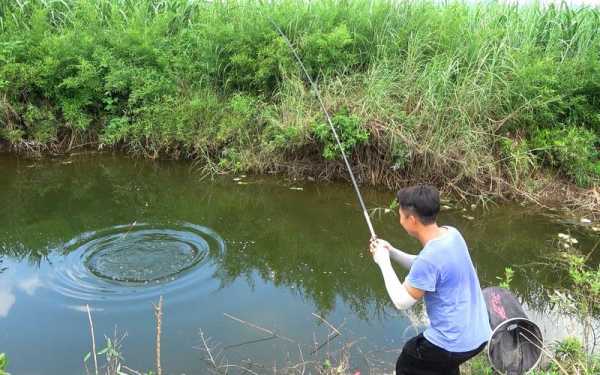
[{"x1": 0, "y1": 0, "x2": 598, "y2": 196}]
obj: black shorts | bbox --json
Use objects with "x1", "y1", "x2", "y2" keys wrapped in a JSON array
[{"x1": 396, "y1": 333, "x2": 486, "y2": 375}]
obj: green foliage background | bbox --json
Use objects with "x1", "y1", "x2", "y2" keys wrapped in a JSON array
[{"x1": 0, "y1": 0, "x2": 598, "y2": 189}]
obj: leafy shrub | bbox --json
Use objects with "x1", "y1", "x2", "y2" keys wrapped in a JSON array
[
  {"x1": 510, "y1": 52, "x2": 600, "y2": 135},
  {"x1": 1, "y1": 0, "x2": 600, "y2": 193},
  {"x1": 313, "y1": 108, "x2": 368, "y2": 160},
  {"x1": 260, "y1": 117, "x2": 307, "y2": 153},
  {"x1": 554, "y1": 337, "x2": 585, "y2": 364},
  {"x1": 531, "y1": 127, "x2": 599, "y2": 187},
  {"x1": 23, "y1": 105, "x2": 58, "y2": 143},
  {"x1": 301, "y1": 24, "x2": 358, "y2": 78},
  {"x1": 0, "y1": 128, "x2": 25, "y2": 144},
  {"x1": 100, "y1": 116, "x2": 130, "y2": 146}
]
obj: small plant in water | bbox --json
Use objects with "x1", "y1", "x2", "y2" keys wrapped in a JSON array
[
  {"x1": 497, "y1": 267, "x2": 514, "y2": 289},
  {"x1": 545, "y1": 243, "x2": 600, "y2": 373},
  {"x1": 84, "y1": 333, "x2": 129, "y2": 375}
]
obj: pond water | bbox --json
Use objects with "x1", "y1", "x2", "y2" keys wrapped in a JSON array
[{"x1": 0, "y1": 153, "x2": 597, "y2": 374}]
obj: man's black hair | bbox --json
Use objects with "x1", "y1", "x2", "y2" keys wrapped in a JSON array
[{"x1": 396, "y1": 185, "x2": 440, "y2": 225}]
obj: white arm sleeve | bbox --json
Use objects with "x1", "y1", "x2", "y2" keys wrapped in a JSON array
[
  {"x1": 377, "y1": 259, "x2": 418, "y2": 310},
  {"x1": 388, "y1": 248, "x2": 417, "y2": 270}
]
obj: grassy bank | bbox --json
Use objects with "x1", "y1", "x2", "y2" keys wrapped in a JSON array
[{"x1": 1, "y1": 0, "x2": 599, "y2": 206}]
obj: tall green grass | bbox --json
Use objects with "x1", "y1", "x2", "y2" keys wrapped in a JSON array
[{"x1": 0, "y1": 0, "x2": 599, "y2": 192}]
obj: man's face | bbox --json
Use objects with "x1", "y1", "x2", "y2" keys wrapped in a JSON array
[{"x1": 398, "y1": 208, "x2": 418, "y2": 238}]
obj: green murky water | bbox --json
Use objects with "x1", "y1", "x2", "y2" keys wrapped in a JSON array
[{"x1": 0, "y1": 153, "x2": 597, "y2": 374}]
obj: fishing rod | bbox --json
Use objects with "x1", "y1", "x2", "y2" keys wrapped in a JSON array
[{"x1": 265, "y1": 18, "x2": 377, "y2": 239}]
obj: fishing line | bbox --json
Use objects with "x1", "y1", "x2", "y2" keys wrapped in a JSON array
[{"x1": 266, "y1": 17, "x2": 377, "y2": 239}]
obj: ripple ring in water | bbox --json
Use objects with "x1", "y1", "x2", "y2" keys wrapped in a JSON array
[{"x1": 48, "y1": 222, "x2": 224, "y2": 304}]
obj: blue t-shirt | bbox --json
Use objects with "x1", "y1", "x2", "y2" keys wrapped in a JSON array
[{"x1": 406, "y1": 226, "x2": 491, "y2": 352}]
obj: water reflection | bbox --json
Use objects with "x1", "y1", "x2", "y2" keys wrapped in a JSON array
[
  {"x1": 0, "y1": 268, "x2": 43, "y2": 318},
  {"x1": 18, "y1": 275, "x2": 42, "y2": 296},
  {"x1": 0, "y1": 155, "x2": 597, "y2": 316},
  {"x1": 0, "y1": 154, "x2": 599, "y2": 373},
  {"x1": 0, "y1": 287, "x2": 15, "y2": 318}
]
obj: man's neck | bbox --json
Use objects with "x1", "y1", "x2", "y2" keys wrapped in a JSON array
[{"x1": 417, "y1": 224, "x2": 446, "y2": 247}]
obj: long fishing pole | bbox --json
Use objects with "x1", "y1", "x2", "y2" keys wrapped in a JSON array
[{"x1": 266, "y1": 18, "x2": 376, "y2": 239}]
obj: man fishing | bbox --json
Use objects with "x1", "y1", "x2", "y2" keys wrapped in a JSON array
[
  {"x1": 271, "y1": 18, "x2": 490, "y2": 374},
  {"x1": 369, "y1": 185, "x2": 491, "y2": 375}
]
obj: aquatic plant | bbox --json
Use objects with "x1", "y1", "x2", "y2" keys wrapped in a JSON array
[
  {"x1": 497, "y1": 267, "x2": 514, "y2": 290},
  {"x1": 538, "y1": 242, "x2": 600, "y2": 374}
]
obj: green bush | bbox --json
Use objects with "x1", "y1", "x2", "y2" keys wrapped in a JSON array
[
  {"x1": 531, "y1": 127, "x2": 599, "y2": 187},
  {"x1": 1, "y1": 0, "x2": 599, "y2": 194},
  {"x1": 301, "y1": 24, "x2": 358, "y2": 78},
  {"x1": 554, "y1": 337, "x2": 585, "y2": 364},
  {"x1": 543, "y1": 337, "x2": 600, "y2": 375},
  {"x1": 313, "y1": 108, "x2": 368, "y2": 160}
]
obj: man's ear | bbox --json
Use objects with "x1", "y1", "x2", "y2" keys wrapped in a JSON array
[{"x1": 408, "y1": 214, "x2": 417, "y2": 226}]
